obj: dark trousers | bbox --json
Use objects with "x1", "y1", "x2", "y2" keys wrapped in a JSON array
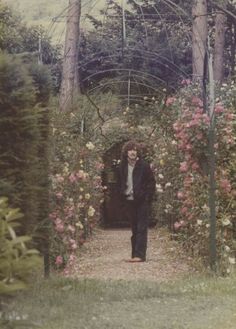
[{"x1": 124, "y1": 200, "x2": 149, "y2": 261}]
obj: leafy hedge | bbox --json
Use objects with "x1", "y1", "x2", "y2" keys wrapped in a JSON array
[{"x1": 0, "y1": 52, "x2": 51, "y2": 263}]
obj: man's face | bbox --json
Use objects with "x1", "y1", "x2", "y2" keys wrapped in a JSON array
[{"x1": 127, "y1": 148, "x2": 138, "y2": 161}]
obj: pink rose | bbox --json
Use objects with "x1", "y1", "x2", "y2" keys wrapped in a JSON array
[
  {"x1": 174, "y1": 222, "x2": 182, "y2": 230},
  {"x1": 166, "y1": 97, "x2": 176, "y2": 106},
  {"x1": 55, "y1": 223, "x2": 64, "y2": 233},
  {"x1": 180, "y1": 161, "x2": 188, "y2": 173},
  {"x1": 69, "y1": 173, "x2": 77, "y2": 183},
  {"x1": 191, "y1": 162, "x2": 199, "y2": 171},
  {"x1": 220, "y1": 178, "x2": 231, "y2": 193},
  {"x1": 177, "y1": 191, "x2": 184, "y2": 199},
  {"x1": 56, "y1": 192, "x2": 63, "y2": 199},
  {"x1": 55, "y1": 255, "x2": 63, "y2": 265},
  {"x1": 180, "y1": 207, "x2": 188, "y2": 215},
  {"x1": 214, "y1": 104, "x2": 224, "y2": 114}
]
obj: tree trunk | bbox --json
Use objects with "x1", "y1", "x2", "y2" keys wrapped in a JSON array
[
  {"x1": 192, "y1": 0, "x2": 208, "y2": 81},
  {"x1": 230, "y1": 22, "x2": 236, "y2": 80},
  {"x1": 59, "y1": 0, "x2": 81, "y2": 111},
  {"x1": 213, "y1": 8, "x2": 226, "y2": 84}
]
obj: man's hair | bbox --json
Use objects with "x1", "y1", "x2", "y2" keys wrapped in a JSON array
[{"x1": 121, "y1": 140, "x2": 140, "y2": 162}]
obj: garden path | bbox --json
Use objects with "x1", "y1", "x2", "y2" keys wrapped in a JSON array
[{"x1": 73, "y1": 228, "x2": 195, "y2": 281}]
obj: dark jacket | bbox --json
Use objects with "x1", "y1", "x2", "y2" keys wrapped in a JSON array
[{"x1": 118, "y1": 158, "x2": 156, "y2": 203}]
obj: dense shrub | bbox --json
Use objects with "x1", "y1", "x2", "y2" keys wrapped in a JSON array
[{"x1": 0, "y1": 52, "x2": 51, "y2": 264}]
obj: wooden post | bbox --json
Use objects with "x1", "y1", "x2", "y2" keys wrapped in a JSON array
[
  {"x1": 59, "y1": 0, "x2": 81, "y2": 111},
  {"x1": 207, "y1": 37, "x2": 217, "y2": 271}
]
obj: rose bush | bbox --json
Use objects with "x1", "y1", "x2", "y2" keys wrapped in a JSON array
[
  {"x1": 169, "y1": 82, "x2": 236, "y2": 272},
  {"x1": 49, "y1": 108, "x2": 104, "y2": 272},
  {"x1": 127, "y1": 84, "x2": 235, "y2": 272}
]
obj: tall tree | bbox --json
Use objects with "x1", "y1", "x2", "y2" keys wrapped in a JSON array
[
  {"x1": 192, "y1": 0, "x2": 208, "y2": 80},
  {"x1": 213, "y1": 5, "x2": 227, "y2": 84},
  {"x1": 59, "y1": 0, "x2": 81, "y2": 111}
]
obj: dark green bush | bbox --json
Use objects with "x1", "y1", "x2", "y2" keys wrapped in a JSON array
[{"x1": 0, "y1": 52, "x2": 51, "y2": 265}]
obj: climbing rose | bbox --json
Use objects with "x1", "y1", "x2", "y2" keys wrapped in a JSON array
[
  {"x1": 177, "y1": 191, "x2": 184, "y2": 199},
  {"x1": 88, "y1": 206, "x2": 95, "y2": 217},
  {"x1": 69, "y1": 173, "x2": 77, "y2": 183},
  {"x1": 55, "y1": 255, "x2": 63, "y2": 265},
  {"x1": 166, "y1": 97, "x2": 176, "y2": 106},
  {"x1": 179, "y1": 161, "x2": 188, "y2": 172},
  {"x1": 220, "y1": 178, "x2": 231, "y2": 193},
  {"x1": 86, "y1": 141, "x2": 95, "y2": 150}
]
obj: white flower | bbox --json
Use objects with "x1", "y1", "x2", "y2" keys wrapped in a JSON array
[
  {"x1": 197, "y1": 220, "x2": 202, "y2": 226},
  {"x1": 156, "y1": 184, "x2": 163, "y2": 192},
  {"x1": 222, "y1": 218, "x2": 231, "y2": 226},
  {"x1": 228, "y1": 257, "x2": 235, "y2": 265},
  {"x1": 85, "y1": 193, "x2": 91, "y2": 200},
  {"x1": 76, "y1": 221, "x2": 83, "y2": 229},
  {"x1": 158, "y1": 174, "x2": 164, "y2": 179},
  {"x1": 165, "y1": 182, "x2": 172, "y2": 188},
  {"x1": 202, "y1": 204, "x2": 209, "y2": 213},
  {"x1": 88, "y1": 206, "x2": 95, "y2": 217},
  {"x1": 86, "y1": 142, "x2": 95, "y2": 150},
  {"x1": 225, "y1": 245, "x2": 230, "y2": 252}
]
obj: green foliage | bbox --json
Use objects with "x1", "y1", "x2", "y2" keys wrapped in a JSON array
[
  {"x1": 28, "y1": 63, "x2": 52, "y2": 105},
  {"x1": 79, "y1": 0, "x2": 193, "y2": 97},
  {"x1": 0, "y1": 197, "x2": 42, "y2": 296},
  {"x1": 0, "y1": 1, "x2": 62, "y2": 93},
  {"x1": 0, "y1": 1, "x2": 61, "y2": 62},
  {"x1": 0, "y1": 52, "x2": 51, "y2": 266}
]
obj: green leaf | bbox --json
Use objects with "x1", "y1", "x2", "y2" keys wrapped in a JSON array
[
  {"x1": 0, "y1": 280, "x2": 27, "y2": 295},
  {"x1": 9, "y1": 236, "x2": 31, "y2": 245},
  {"x1": 24, "y1": 249, "x2": 40, "y2": 255},
  {"x1": 0, "y1": 197, "x2": 8, "y2": 207},
  {"x1": 5, "y1": 209, "x2": 23, "y2": 222}
]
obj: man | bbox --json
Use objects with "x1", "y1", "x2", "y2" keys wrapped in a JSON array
[{"x1": 118, "y1": 140, "x2": 156, "y2": 262}]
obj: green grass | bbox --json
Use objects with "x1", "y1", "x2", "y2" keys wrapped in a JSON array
[{"x1": 2, "y1": 273, "x2": 236, "y2": 329}]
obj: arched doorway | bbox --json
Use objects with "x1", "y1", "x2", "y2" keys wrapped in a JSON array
[{"x1": 101, "y1": 140, "x2": 158, "y2": 228}]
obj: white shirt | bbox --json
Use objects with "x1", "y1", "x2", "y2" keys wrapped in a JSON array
[{"x1": 125, "y1": 164, "x2": 134, "y2": 200}]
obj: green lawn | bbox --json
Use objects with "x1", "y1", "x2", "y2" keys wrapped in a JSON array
[{"x1": 2, "y1": 273, "x2": 236, "y2": 329}]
